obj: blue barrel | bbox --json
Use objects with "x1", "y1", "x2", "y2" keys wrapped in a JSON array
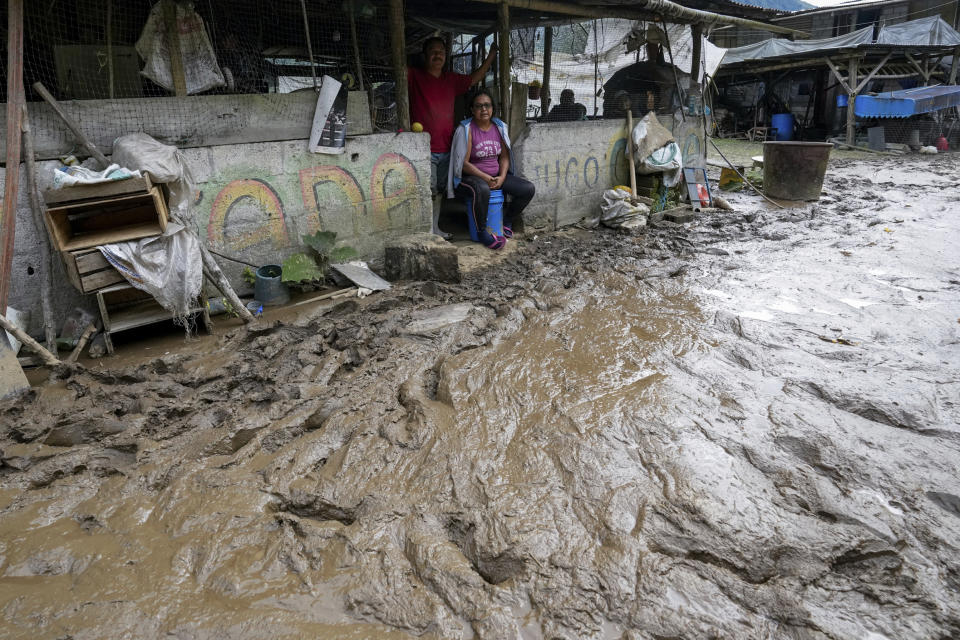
[
  {"x1": 464, "y1": 189, "x2": 504, "y2": 243},
  {"x1": 771, "y1": 113, "x2": 794, "y2": 141}
]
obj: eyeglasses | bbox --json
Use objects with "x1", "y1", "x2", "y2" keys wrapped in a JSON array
[{"x1": 472, "y1": 103, "x2": 493, "y2": 110}]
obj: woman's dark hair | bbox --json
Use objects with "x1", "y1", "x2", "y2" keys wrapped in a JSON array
[{"x1": 469, "y1": 88, "x2": 497, "y2": 115}]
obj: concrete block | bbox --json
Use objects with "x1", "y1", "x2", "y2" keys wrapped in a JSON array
[
  {"x1": 556, "y1": 191, "x2": 604, "y2": 228},
  {"x1": 518, "y1": 201, "x2": 556, "y2": 231},
  {"x1": 384, "y1": 233, "x2": 460, "y2": 283},
  {"x1": 181, "y1": 148, "x2": 213, "y2": 185}
]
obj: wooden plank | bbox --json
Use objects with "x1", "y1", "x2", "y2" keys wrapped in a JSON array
[
  {"x1": 389, "y1": 0, "x2": 410, "y2": 131},
  {"x1": 43, "y1": 174, "x2": 152, "y2": 205},
  {"x1": 81, "y1": 268, "x2": 125, "y2": 292},
  {"x1": 2, "y1": 0, "x2": 25, "y2": 314},
  {"x1": 1, "y1": 92, "x2": 374, "y2": 160},
  {"x1": 46, "y1": 187, "x2": 168, "y2": 252},
  {"x1": 164, "y1": 0, "x2": 188, "y2": 97},
  {"x1": 498, "y1": 2, "x2": 511, "y2": 129},
  {"x1": 74, "y1": 248, "x2": 110, "y2": 273}
]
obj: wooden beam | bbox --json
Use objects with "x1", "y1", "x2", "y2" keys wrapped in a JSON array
[
  {"x1": 498, "y1": 2, "x2": 511, "y2": 125},
  {"x1": 950, "y1": 46, "x2": 960, "y2": 84},
  {"x1": 32, "y1": 82, "x2": 110, "y2": 167},
  {"x1": 825, "y1": 57, "x2": 851, "y2": 94},
  {"x1": 905, "y1": 53, "x2": 929, "y2": 83},
  {"x1": 299, "y1": 0, "x2": 318, "y2": 91},
  {"x1": 540, "y1": 25, "x2": 552, "y2": 119},
  {"x1": 854, "y1": 51, "x2": 892, "y2": 94},
  {"x1": 466, "y1": 0, "x2": 809, "y2": 37},
  {"x1": 846, "y1": 56, "x2": 858, "y2": 147},
  {"x1": 163, "y1": 0, "x2": 188, "y2": 96},
  {"x1": 1, "y1": 0, "x2": 25, "y2": 314},
  {"x1": 690, "y1": 24, "x2": 703, "y2": 102},
  {"x1": 389, "y1": 0, "x2": 410, "y2": 130}
]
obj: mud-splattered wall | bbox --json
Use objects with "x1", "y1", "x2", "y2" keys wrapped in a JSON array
[
  {"x1": 181, "y1": 134, "x2": 432, "y2": 288},
  {"x1": 513, "y1": 117, "x2": 705, "y2": 230}
]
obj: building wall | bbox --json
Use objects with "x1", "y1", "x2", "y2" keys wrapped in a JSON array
[
  {"x1": 3, "y1": 132, "x2": 432, "y2": 336},
  {"x1": 513, "y1": 116, "x2": 705, "y2": 230},
  {"x1": 6, "y1": 116, "x2": 705, "y2": 338}
]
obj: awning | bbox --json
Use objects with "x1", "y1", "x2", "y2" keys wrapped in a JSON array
[{"x1": 855, "y1": 85, "x2": 960, "y2": 118}]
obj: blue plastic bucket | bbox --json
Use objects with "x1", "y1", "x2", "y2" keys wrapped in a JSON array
[
  {"x1": 771, "y1": 113, "x2": 794, "y2": 141},
  {"x1": 464, "y1": 189, "x2": 504, "y2": 243},
  {"x1": 836, "y1": 93, "x2": 848, "y2": 108}
]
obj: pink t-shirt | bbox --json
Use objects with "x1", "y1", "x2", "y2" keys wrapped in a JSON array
[{"x1": 469, "y1": 122, "x2": 502, "y2": 177}]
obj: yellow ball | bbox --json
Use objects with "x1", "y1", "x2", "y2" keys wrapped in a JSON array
[{"x1": 412, "y1": 122, "x2": 424, "y2": 133}]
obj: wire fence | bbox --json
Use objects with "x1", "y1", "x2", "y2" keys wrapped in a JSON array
[
  {"x1": 1, "y1": 2, "x2": 686, "y2": 146},
  {"x1": 2, "y1": 0, "x2": 398, "y2": 141}
]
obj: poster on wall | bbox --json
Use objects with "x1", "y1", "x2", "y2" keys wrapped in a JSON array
[{"x1": 309, "y1": 75, "x2": 348, "y2": 154}]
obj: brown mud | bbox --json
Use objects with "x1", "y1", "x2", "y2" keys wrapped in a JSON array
[{"x1": 2, "y1": 154, "x2": 959, "y2": 639}]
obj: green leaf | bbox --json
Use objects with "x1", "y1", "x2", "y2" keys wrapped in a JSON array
[
  {"x1": 302, "y1": 230, "x2": 337, "y2": 256},
  {"x1": 281, "y1": 253, "x2": 323, "y2": 283},
  {"x1": 329, "y1": 246, "x2": 359, "y2": 263}
]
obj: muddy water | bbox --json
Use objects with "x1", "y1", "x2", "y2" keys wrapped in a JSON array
[{"x1": 2, "y1": 155, "x2": 960, "y2": 639}]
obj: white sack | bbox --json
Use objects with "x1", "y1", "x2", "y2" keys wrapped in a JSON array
[
  {"x1": 112, "y1": 133, "x2": 195, "y2": 218},
  {"x1": 99, "y1": 223, "x2": 203, "y2": 321},
  {"x1": 135, "y1": 0, "x2": 225, "y2": 95}
]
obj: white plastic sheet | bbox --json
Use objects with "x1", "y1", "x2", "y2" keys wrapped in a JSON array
[
  {"x1": 135, "y1": 0, "x2": 225, "y2": 95},
  {"x1": 99, "y1": 223, "x2": 203, "y2": 322},
  {"x1": 600, "y1": 187, "x2": 648, "y2": 230},
  {"x1": 51, "y1": 164, "x2": 141, "y2": 190},
  {"x1": 111, "y1": 133, "x2": 195, "y2": 217}
]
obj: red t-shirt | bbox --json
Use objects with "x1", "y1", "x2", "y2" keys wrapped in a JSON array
[{"x1": 408, "y1": 67, "x2": 474, "y2": 153}]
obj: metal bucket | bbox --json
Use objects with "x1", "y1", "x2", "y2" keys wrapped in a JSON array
[
  {"x1": 762, "y1": 141, "x2": 833, "y2": 201},
  {"x1": 254, "y1": 264, "x2": 290, "y2": 306}
]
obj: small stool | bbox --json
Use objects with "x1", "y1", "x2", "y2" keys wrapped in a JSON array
[{"x1": 463, "y1": 189, "x2": 504, "y2": 243}]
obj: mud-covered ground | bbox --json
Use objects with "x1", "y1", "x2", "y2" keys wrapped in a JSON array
[{"x1": 2, "y1": 154, "x2": 959, "y2": 640}]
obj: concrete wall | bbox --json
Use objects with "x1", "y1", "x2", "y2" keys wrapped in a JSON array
[
  {"x1": 513, "y1": 116, "x2": 706, "y2": 230},
  {"x1": 3, "y1": 132, "x2": 431, "y2": 336}
]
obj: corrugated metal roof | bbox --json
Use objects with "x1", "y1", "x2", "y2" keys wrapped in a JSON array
[{"x1": 855, "y1": 85, "x2": 960, "y2": 117}]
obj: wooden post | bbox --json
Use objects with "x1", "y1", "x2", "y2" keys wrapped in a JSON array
[
  {"x1": 497, "y1": 1, "x2": 511, "y2": 126},
  {"x1": 32, "y1": 82, "x2": 110, "y2": 168},
  {"x1": 163, "y1": 0, "x2": 188, "y2": 96},
  {"x1": 107, "y1": 0, "x2": 115, "y2": 99},
  {"x1": 299, "y1": 0, "x2": 318, "y2": 91},
  {"x1": 540, "y1": 25, "x2": 552, "y2": 119},
  {"x1": 0, "y1": 312, "x2": 61, "y2": 367},
  {"x1": 389, "y1": 0, "x2": 410, "y2": 130},
  {"x1": 690, "y1": 24, "x2": 703, "y2": 107},
  {"x1": 950, "y1": 45, "x2": 960, "y2": 85},
  {"x1": 20, "y1": 106, "x2": 59, "y2": 356},
  {"x1": 1, "y1": 0, "x2": 25, "y2": 314},
  {"x1": 845, "y1": 56, "x2": 858, "y2": 147}
]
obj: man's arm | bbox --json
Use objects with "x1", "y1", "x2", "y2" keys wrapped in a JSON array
[{"x1": 469, "y1": 44, "x2": 498, "y2": 85}]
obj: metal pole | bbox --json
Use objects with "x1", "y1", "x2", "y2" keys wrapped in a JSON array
[
  {"x1": 1, "y1": 0, "x2": 25, "y2": 314},
  {"x1": 540, "y1": 25, "x2": 552, "y2": 119},
  {"x1": 498, "y1": 2, "x2": 511, "y2": 125},
  {"x1": 389, "y1": 0, "x2": 410, "y2": 130},
  {"x1": 107, "y1": 0, "x2": 115, "y2": 99},
  {"x1": 299, "y1": 0, "x2": 318, "y2": 91},
  {"x1": 593, "y1": 20, "x2": 599, "y2": 117}
]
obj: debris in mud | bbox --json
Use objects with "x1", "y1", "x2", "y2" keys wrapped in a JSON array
[{"x1": 1, "y1": 155, "x2": 960, "y2": 639}]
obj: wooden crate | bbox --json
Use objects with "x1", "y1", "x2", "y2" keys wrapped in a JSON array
[
  {"x1": 61, "y1": 247, "x2": 126, "y2": 293},
  {"x1": 43, "y1": 176, "x2": 168, "y2": 251}
]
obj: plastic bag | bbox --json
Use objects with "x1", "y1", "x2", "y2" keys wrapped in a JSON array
[
  {"x1": 631, "y1": 111, "x2": 683, "y2": 187},
  {"x1": 111, "y1": 133, "x2": 195, "y2": 219},
  {"x1": 98, "y1": 223, "x2": 203, "y2": 322},
  {"x1": 135, "y1": 0, "x2": 225, "y2": 95},
  {"x1": 599, "y1": 187, "x2": 648, "y2": 230},
  {"x1": 51, "y1": 164, "x2": 141, "y2": 189}
]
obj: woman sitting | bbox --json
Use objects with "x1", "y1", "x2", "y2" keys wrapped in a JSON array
[{"x1": 447, "y1": 89, "x2": 536, "y2": 249}]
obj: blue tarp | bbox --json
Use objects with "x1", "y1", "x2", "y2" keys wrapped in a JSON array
[{"x1": 855, "y1": 85, "x2": 960, "y2": 118}]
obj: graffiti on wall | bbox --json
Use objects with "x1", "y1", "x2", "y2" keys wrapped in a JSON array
[
  {"x1": 527, "y1": 120, "x2": 705, "y2": 198},
  {"x1": 207, "y1": 178, "x2": 289, "y2": 250},
  {"x1": 205, "y1": 151, "x2": 421, "y2": 251}
]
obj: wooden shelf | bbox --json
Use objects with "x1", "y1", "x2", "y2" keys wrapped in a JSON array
[{"x1": 95, "y1": 282, "x2": 211, "y2": 354}]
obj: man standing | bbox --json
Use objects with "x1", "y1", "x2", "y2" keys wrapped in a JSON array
[{"x1": 409, "y1": 37, "x2": 497, "y2": 238}]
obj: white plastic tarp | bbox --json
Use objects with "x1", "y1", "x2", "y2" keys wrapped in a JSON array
[
  {"x1": 512, "y1": 20, "x2": 724, "y2": 116},
  {"x1": 721, "y1": 26, "x2": 874, "y2": 66},
  {"x1": 876, "y1": 16, "x2": 960, "y2": 46}
]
